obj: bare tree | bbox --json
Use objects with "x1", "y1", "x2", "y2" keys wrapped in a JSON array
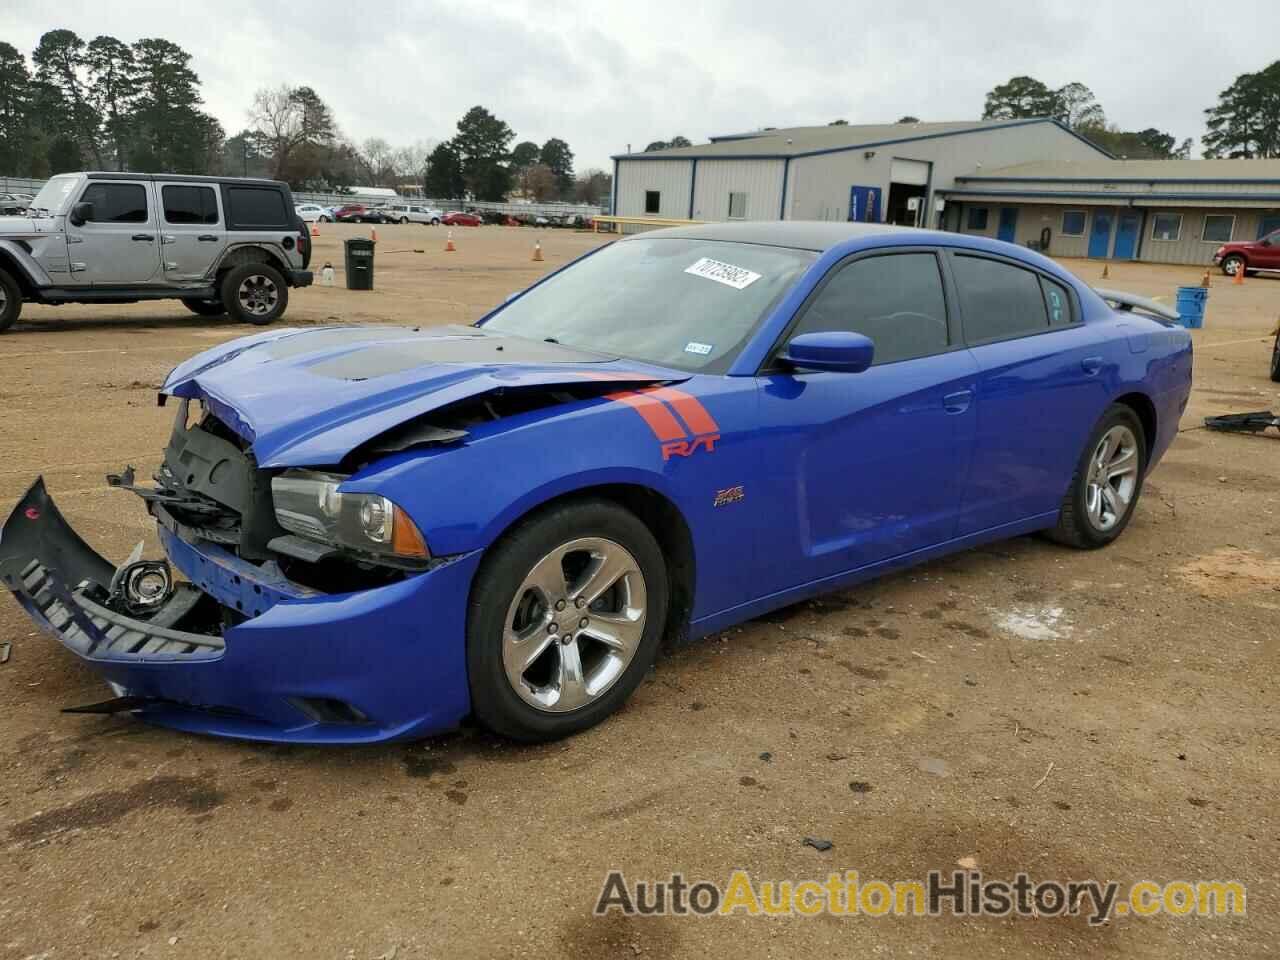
[{"x1": 248, "y1": 84, "x2": 336, "y2": 183}]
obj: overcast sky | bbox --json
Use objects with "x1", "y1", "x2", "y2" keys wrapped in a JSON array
[{"x1": 4, "y1": 0, "x2": 1278, "y2": 170}]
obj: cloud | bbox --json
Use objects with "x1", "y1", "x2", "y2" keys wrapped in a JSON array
[{"x1": 3, "y1": 0, "x2": 1278, "y2": 170}]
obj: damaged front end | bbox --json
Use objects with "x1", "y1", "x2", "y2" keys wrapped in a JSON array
[{"x1": 0, "y1": 399, "x2": 481, "y2": 742}]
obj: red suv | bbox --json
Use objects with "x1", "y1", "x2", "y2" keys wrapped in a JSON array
[{"x1": 1214, "y1": 228, "x2": 1280, "y2": 277}]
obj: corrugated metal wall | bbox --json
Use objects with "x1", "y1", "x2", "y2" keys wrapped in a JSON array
[
  {"x1": 614, "y1": 160, "x2": 693, "y2": 219},
  {"x1": 690, "y1": 159, "x2": 785, "y2": 220}
]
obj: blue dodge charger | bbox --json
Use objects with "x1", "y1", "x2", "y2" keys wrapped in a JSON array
[{"x1": 0, "y1": 222, "x2": 1192, "y2": 743}]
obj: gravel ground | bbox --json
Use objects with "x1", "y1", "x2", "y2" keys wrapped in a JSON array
[{"x1": 1, "y1": 225, "x2": 1277, "y2": 958}]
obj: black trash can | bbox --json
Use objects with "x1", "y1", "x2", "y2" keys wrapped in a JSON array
[{"x1": 344, "y1": 237, "x2": 375, "y2": 290}]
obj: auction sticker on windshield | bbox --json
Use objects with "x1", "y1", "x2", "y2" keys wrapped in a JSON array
[{"x1": 684, "y1": 257, "x2": 762, "y2": 290}]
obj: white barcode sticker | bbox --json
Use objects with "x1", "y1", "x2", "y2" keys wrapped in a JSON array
[
  {"x1": 684, "y1": 257, "x2": 761, "y2": 290},
  {"x1": 684, "y1": 341, "x2": 714, "y2": 355}
]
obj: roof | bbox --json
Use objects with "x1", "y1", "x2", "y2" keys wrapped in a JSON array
[
  {"x1": 956, "y1": 158, "x2": 1280, "y2": 183},
  {"x1": 614, "y1": 118, "x2": 1111, "y2": 161},
  {"x1": 627, "y1": 219, "x2": 923, "y2": 252},
  {"x1": 83, "y1": 172, "x2": 288, "y2": 188}
]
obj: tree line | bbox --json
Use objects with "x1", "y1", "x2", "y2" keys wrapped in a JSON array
[
  {"x1": 0, "y1": 29, "x2": 610, "y2": 204},
  {"x1": 975, "y1": 68, "x2": 1280, "y2": 159}
]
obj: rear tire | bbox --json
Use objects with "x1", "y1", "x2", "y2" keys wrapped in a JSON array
[
  {"x1": 221, "y1": 263, "x2": 289, "y2": 326},
  {"x1": 399, "y1": 216, "x2": 409, "y2": 224},
  {"x1": 181, "y1": 298, "x2": 226, "y2": 317},
  {"x1": 467, "y1": 499, "x2": 668, "y2": 742},
  {"x1": 319, "y1": 216, "x2": 330, "y2": 223},
  {"x1": 431, "y1": 217, "x2": 440, "y2": 226},
  {"x1": 1270, "y1": 332, "x2": 1280, "y2": 382},
  {"x1": 1047, "y1": 404, "x2": 1147, "y2": 549},
  {"x1": 0, "y1": 268, "x2": 22, "y2": 333}
]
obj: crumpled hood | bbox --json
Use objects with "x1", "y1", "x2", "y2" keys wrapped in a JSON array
[{"x1": 162, "y1": 324, "x2": 683, "y2": 467}]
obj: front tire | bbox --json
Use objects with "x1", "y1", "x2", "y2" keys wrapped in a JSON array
[
  {"x1": 0, "y1": 268, "x2": 22, "y2": 333},
  {"x1": 1221, "y1": 254, "x2": 1246, "y2": 277},
  {"x1": 1270, "y1": 332, "x2": 1280, "y2": 382},
  {"x1": 1047, "y1": 404, "x2": 1147, "y2": 549},
  {"x1": 467, "y1": 499, "x2": 668, "y2": 742},
  {"x1": 399, "y1": 216, "x2": 409, "y2": 224},
  {"x1": 431, "y1": 217, "x2": 440, "y2": 226},
  {"x1": 181, "y1": 298, "x2": 226, "y2": 317},
  {"x1": 319, "y1": 216, "x2": 330, "y2": 223},
  {"x1": 221, "y1": 263, "x2": 289, "y2": 326}
]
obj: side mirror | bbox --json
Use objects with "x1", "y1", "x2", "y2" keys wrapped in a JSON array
[
  {"x1": 782, "y1": 331, "x2": 875, "y2": 373},
  {"x1": 68, "y1": 201, "x2": 93, "y2": 227},
  {"x1": 1261, "y1": 237, "x2": 1273, "y2": 247}
]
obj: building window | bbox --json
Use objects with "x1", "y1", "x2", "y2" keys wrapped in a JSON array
[
  {"x1": 1201, "y1": 214, "x2": 1235, "y2": 243},
  {"x1": 1151, "y1": 213, "x2": 1182, "y2": 242},
  {"x1": 966, "y1": 207, "x2": 989, "y2": 231},
  {"x1": 727, "y1": 192, "x2": 747, "y2": 220},
  {"x1": 644, "y1": 191, "x2": 660, "y2": 215},
  {"x1": 1061, "y1": 210, "x2": 1086, "y2": 237}
]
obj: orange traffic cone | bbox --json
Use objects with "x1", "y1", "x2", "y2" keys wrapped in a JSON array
[
  {"x1": 445, "y1": 230, "x2": 456, "y2": 252},
  {"x1": 310, "y1": 221, "x2": 320, "y2": 238},
  {"x1": 532, "y1": 241, "x2": 544, "y2": 262},
  {"x1": 1100, "y1": 263, "x2": 1109, "y2": 280},
  {"x1": 1232, "y1": 262, "x2": 1245, "y2": 285},
  {"x1": 370, "y1": 226, "x2": 378, "y2": 244},
  {"x1": 1201, "y1": 270, "x2": 1212, "y2": 289}
]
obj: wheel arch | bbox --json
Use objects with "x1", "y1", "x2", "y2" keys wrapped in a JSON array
[
  {"x1": 1113, "y1": 390, "x2": 1157, "y2": 461},
  {"x1": 473, "y1": 482, "x2": 697, "y2": 648},
  {"x1": 0, "y1": 244, "x2": 43, "y2": 297},
  {"x1": 213, "y1": 244, "x2": 288, "y2": 279}
]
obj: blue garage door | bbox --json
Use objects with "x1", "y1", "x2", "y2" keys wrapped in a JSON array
[
  {"x1": 1088, "y1": 211, "x2": 1114, "y2": 258},
  {"x1": 997, "y1": 207, "x2": 1018, "y2": 243},
  {"x1": 1113, "y1": 213, "x2": 1140, "y2": 260}
]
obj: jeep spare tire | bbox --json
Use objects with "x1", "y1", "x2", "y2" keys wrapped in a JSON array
[{"x1": 222, "y1": 263, "x2": 289, "y2": 326}]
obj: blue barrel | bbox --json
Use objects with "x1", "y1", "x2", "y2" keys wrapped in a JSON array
[{"x1": 1175, "y1": 286, "x2": 1207, "y2": 329}]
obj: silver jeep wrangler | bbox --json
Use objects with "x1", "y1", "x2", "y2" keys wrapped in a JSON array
[{"x1": 0, "y1": 172, "x2": 313, "y2": 333}]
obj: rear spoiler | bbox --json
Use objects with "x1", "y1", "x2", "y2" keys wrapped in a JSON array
[{"x1": 1094, "y1": 287, "x2": 1181, "y2": 324}]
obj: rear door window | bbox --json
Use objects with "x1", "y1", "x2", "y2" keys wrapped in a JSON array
[
  {"x1": 790, "y1": 252, "x2": 950, "y2": 365},
  {"x1": 225, "y1": 186, "x2": 290, "y2": 228},
  {"x1": 80, "y1": 182, "x2": 148, "y2": 223},
  {"x1": 951, "y1": 254, "x2": 1050, "y2": 343},
  {"x1": 162, "y1": 185, "x2": 219, "y2": 224}
]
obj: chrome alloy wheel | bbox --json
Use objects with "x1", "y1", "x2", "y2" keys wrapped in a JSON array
[
  {"x1": 502, "y1": 537, "x2": 647, "y2": 713},
  {"x1": 1085, "y1": 424, "x2": 1139, "y2": 532},
  {"x1": 237, "y1": 273, "x2": 279, "y2": 317}
]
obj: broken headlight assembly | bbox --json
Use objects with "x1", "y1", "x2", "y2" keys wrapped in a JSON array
[{"x1": 271, "y1": 470, "x2": 429, "y2": 563}]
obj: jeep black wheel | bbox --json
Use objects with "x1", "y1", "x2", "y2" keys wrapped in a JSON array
[
  {"x1": 221, "y1": 263, "x2": 289, "y2": 326},
  {"x1": 1270, "y1": 332, "x2": 1280, "y2": 383},
  {"x1": 467, "y1": 499, "x2": 668, "y2": 742},
  {"x1": 181, "y1": 298, "x2": 226, "y2": 317},
  {"x1": 0, "y1": 268, "x2": 22, "y2": 333}
]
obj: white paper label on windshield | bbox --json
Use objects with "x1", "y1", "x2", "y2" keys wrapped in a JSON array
[
  {"x1": 684, "y1": 341, "x2": 714, "y2": 355},
  {"x1": 684, "y1": 257, "x2": 761, "y2": 290}
]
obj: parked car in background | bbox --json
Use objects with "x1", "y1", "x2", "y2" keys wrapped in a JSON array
[
  {"x1": 334, "y1": 204, "x2": 392, "y2": 224},
  {"x1": 1214, "y1": 228, "x2": 1280, "y2": 277},
  {"x1": 0, "y1": 221, "x2": 1192, "y2": 744},
  {"x1": 0, "y1": 171, "x2": 312, "y2": 332},
  {"x1": 443, "y1": 211, "x2": 482, "y2": 227},
  {"x1": 0, "y1": 193, "x2": 32, "y2": 216},
  {"x1": 295, "y1": 203, "x2": 327, "y2": 223},
  {"x1": 384, "y1": 203, "x2": 444, "y2": 225}
]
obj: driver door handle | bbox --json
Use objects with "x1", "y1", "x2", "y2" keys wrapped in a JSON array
[
  {"x1": 943, "y1": 389, "x2": 973, "y2": 414},
  {"x1": 131, "y1": 233, "x2": 154, "y2": 242}
]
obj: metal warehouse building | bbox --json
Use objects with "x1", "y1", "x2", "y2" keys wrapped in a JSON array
[
  {"x1": 941, "y1": 159, "x2": 1280, "y2": 265},
  {"x1": 613, "y1": 120, "x2": 1280, "y2": 266}
]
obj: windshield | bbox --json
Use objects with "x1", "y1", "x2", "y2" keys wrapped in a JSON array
[
  {"x1": 484, "y1": 238, "x2": 815, "y2": 371},
  {"x1": 28, "y1": 175, "x2": 79, "y2": 217}
]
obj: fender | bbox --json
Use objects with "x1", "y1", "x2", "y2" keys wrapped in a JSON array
[
  {"x1": 208, "y1": 241, "x2": 294, "y2": 278},
  {"x1": 0, "y1": 239, "x2": 53, "y2": 288}
]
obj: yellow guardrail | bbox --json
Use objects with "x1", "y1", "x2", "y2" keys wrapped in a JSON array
[{"x1": 592, "y1": 215, "x2": 704, "y2": 235}]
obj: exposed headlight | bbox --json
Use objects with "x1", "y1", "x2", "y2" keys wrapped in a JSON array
[{"x1": 271, "y1": 470, "x2": 429, "y2": 562}]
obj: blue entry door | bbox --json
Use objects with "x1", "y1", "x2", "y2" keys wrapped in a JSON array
[
  {"x1": 1113, "y1": 213, "x2": 1140, "y2": 260},
  {"x1": 997, "y1": 207, "x2": 1018, "y2": 243},
  {"x1": 1088, "y1": 211, "x2": 1114, "y2": 258}
]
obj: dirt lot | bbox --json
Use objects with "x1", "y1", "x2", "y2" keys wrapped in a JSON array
[{"x1": 1, "y1": 224, "x2": 1278, "y2": 959}]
